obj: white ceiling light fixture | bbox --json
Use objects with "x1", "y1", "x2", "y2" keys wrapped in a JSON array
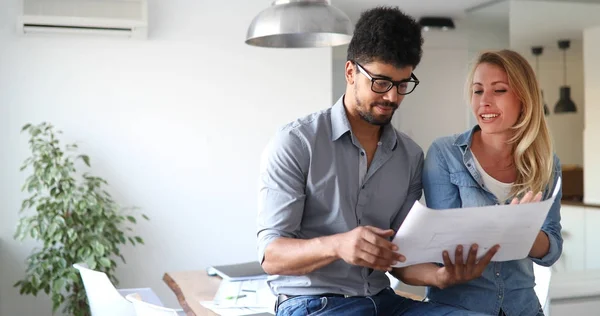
[{"x1": 245, "y1": 0, "x2": 353, "y2": 48}]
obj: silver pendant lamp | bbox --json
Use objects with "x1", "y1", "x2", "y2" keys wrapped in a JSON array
[{"x1": 245, "y1": 0, "x2": 353, "y2": 48}]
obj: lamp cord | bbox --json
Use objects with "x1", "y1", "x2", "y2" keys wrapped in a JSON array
[{"x1": 563, "y1": 49, "x2": 567, "y2": 86}]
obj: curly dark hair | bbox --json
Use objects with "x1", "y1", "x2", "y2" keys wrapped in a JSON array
[{"x1": 347, "y1": 6, "x2": 423, "y2": 69}]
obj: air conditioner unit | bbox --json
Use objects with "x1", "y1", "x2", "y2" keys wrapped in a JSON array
[{"x1": 18, "y1": 0, "x2": 148, "y2": 39}]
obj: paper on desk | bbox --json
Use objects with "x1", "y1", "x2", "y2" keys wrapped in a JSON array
[
  {"x1": 199, "y1": 278, "x2": 276, "y2": 315},
  {"x1": 392, "y1": 178, "x2": 561, "y2": 268},
  {"x1": 199, "y1": 301, "x2": 274, "y2": 316}
]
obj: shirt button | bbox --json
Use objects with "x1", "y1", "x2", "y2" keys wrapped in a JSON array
[
  {"x1": 360, "y1": 151, "x2": 365, "y2": 156},
  {"x1": 498, "y1": 295, "x2": 502, "y2": 299},
  {"x1": 377, "y1": 142, "x2": 382, "y2": 146},
  {"x1": 496, "y1": 272, "x2": 500, "y2": 277}
]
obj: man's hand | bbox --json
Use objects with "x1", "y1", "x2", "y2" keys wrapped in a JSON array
[
  {"x1": 333, "y1": 226, "x2": 405, "y2": 272},
  {"x1": 435, "y1": 244, "x2": 500, "y2": 289}
]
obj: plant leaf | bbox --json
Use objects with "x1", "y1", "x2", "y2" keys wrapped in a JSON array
[
  {"x1": 52, "y1": 278, "x2": 65, "y2": 293},
  {"x1": 99, "y1": 258, "x2": 111, "y2": 268},
  {"x1": 79, "y1": 155, "x2": 90, "y2": 167}
]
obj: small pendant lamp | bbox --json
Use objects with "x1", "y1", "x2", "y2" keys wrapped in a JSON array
[{"x1": 554, "y1": 39, "x2": 577, "y2": 113}]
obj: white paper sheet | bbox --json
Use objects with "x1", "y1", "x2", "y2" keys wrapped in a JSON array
[
  {"x1": 199, "y1": 279, "x2": 276, "y2": 315},
  {"x1": 392, "y1": 178, "x2": 561, "y2": 267},
  {"x1": 199, "y1": 301, "x2": 274, "y2": 316}
]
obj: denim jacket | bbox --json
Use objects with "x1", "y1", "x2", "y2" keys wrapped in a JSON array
[{"x1": 422, "y1": 125, "x2": 563, "y2": 316}]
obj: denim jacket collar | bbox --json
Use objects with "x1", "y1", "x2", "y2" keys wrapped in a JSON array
[
  {"x1": 453, "y1": 124, "x2": 481, "y2": 153},
  {"x1": 451, "y1": 125, "x2": 499, "y2": 201}
]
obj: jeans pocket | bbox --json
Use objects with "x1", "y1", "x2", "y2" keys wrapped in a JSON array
[
  {"x1": 278, "y1": 297, "x2": 308, "y2": 316},
  {"x1": 306, "y1": 297, "x2": 328, "y2": 315}
]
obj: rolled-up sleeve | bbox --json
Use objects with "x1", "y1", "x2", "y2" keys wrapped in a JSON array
[
  {"x1": 530, "y1": 155, "x2": 563, "y2": 266},
  {"x1": 257, "y1": 128, "x2": 308, "y2": 264}
]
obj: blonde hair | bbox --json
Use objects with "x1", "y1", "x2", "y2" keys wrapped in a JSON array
[{"x1": 466, "y1": 49, "x2": 554, "y2": 197}]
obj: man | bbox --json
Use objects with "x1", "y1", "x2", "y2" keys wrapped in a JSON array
[{"x1": 257, "y1": 6, "x2": 494, "y2": 315}]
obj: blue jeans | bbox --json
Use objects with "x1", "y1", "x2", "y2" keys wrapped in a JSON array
[{"x1": 276, "y1": 288, "x2": 491, "y2": 316}]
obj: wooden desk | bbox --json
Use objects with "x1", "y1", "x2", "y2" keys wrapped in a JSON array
[
  {"x1": 164, "y1": 270, "x2": 424, "y2": 316},
  {"x1": 163, "y1": 270, "x2": 221, "y2": 316}
]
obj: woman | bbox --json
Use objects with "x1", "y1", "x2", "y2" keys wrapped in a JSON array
[{"x1": 422, "y1": 50, "x2": 562, "y2": 316}]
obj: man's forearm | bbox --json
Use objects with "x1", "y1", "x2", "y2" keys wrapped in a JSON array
[
  {"x1": 392, "y1": 263, "x2": 440, "y2": 288},
  {"x1": 262, "y1": 236, "x2": 339, "y2": 275},
  {"x1": 529, "y1": 230, "x2": 550, "y2": 259}
]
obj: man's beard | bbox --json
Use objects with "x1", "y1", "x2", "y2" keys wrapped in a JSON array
[{"x1": 355, "y1": 94, "x2": 398, "y2": 126}]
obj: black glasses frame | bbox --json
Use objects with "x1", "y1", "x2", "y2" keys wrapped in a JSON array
[{"x1": 354, "y1": 61, "x2": 420, "y2": 95}]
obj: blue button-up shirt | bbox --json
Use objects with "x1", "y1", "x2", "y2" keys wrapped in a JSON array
[
  {"x1": 422, "y1": 125, "x2": 563, "y2": 316},
  {"x1": 257, "y1": 96, "x2": 424, "y2": 296}
]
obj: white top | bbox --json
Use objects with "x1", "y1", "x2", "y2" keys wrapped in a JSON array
[{"x1": 472, "y1": 154, "x2": 513, "y2": 203}]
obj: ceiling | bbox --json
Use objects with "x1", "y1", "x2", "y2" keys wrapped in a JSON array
[
  {"x1": 332, "y1": 0, "x2": 600, "y2": 22},
  {"x1": 332, "y1": 0, "x2": 498, "y2": 22},
  {"x1": 328, "y1": 0, "x2": 600, "y2": 49},
  {"x1": 510, "y1": 0, "x2": 600, "y2": 48}
]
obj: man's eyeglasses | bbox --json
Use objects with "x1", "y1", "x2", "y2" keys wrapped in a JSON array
[{"x1": 354, "y1": 61, "x2": 420, "y2": 95}]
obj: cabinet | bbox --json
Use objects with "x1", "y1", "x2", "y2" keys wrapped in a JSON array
[
  {"x1": 557, "y1": 204, "x2": 600, "y2": 271},
  {"x1": 550, "y1": 204, "x2": 600, "y2": 305},
  {"x1": 585, "y1": 209, "x2": 600, "y2": 269},
  {"x1": 558, "y1": 205, "x2": 586, "y2": 272}
]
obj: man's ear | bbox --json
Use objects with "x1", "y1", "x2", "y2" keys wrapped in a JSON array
[{"x1": 345, "y1": 60, "x2": 355, "y2": 85}]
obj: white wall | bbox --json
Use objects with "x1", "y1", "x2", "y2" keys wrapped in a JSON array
[
  {"x1": 0, "y1": 0, "x2": 333, "y2": 315},
  {"x1": 583, "y1": 25, "x2": 600, "y2": 204},
  {"x1": 396, "y1": 28, "x2": 470, "y2": 154},
  {"x1": 514, "y1": 44, "x2": 585, "y2": 167},
  {"x1": 466, "y1": 0, "x2": 509, "y2": 60},
  {"x1": 332, "y1": 44, "x2": 348, "y2": 104},
  {"x1": 509, "y1": 0, "x2": 590, "y2": 168},
  {"x1": 509, "y1": 0, "x2": 600, "y2": 49}
]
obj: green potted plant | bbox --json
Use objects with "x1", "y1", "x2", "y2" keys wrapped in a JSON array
[{"x1": 14, "y1": 122, "x2": 148, "y2": 316}]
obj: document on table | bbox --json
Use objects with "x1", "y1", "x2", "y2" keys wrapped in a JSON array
[
  {"x1": 199, "y1": 279, "x2": 276, "y2": 315},
  {"x1": 392, "y1": 178, "x2": 561, "y2": 268}
]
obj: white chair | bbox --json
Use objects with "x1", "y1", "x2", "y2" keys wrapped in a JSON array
[
  {"x1": 533, "y1": 263, "x2": 552, "y2": 316},
  {"x1": 73, "y1": 263, "x2": 164, "y2": 316},
  {"x1": 126, "y1": 293, "x2": 185, "y2": 316}
]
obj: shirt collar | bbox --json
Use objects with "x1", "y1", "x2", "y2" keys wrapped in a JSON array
[
  {"x1": 331, "y1": 95, "x2": 351, "y2": 141},
  {"x1": 330, "y1": 95, "x2": 398, "y2": 151},
  {"x1": 454, "y1": 124, "x2": 481, "y2": 153}
]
